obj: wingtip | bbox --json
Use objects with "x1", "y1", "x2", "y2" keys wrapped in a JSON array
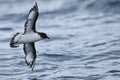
[
  {"x1": 25, "y1": 55, "x2": 36, "y2": 71},
  {"x1": 35, "y1": 2, "x2": 37, "y2": 6},
  {"x1": 34, "y1": 2, "x2": 38, "y2": 7},
  {"x1": 32, "y1": 2, "x2": 38, "y2": 12}
]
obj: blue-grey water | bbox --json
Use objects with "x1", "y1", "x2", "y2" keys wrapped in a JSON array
[{"x1": 1, "y1": 0, "x2": 120, "y2": 80}]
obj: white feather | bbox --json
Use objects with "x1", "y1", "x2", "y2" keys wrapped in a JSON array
[{"x1": 14, "y1": 33, "x2": 42, "y2": 44}]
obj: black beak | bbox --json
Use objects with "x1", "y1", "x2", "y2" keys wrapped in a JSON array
[{"x1": 47, "y1": 37, "x2": 50, "y2": 39}]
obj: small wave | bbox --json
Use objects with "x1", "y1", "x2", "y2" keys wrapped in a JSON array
[
  {"x1": 85, "y1": 42, "x2": 107, "y2": 48},
  {"x1": 42, "y1": 53, "x2": 80, "y2": 62},
  {"x1": 40, "y1": 5, "x2": 78, "y2": 17},
  {"x1": 90, "y1": 42, "x2": 107, "y2": 47},
  {"x1": 0, "y1": 27, "x2": 13, "y2": 31},
  {"x1": 0, "y1": 13, "x2": 26, "y2": 22},
  {"x1": 43, "y1": 53, "x2": 65, "y2": 57},
  {"x1": 108, "y1": 70, "x2": 120, "y2": 73},
  {"x1": 53, "y1": 76, "x2": 82, "y2": 80},
  {"x1": 85, "y1": 0, "x2": 120, "y2": 14}
]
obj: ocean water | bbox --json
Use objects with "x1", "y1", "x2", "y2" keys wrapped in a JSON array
[{"x1": 0, "y1": 0, "x2": 120, "y2": 80}]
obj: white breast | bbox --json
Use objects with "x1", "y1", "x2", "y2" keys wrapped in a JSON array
[{"x1": 18, "y1": 33, "x2": 42, "y2": 44}]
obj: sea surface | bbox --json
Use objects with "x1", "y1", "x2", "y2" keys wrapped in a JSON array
[{"x1": 0, "y1": 0, "x2": 120, "y2": 80}]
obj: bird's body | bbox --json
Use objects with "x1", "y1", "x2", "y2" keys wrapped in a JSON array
[
  {"x1": 10, "y1": 2, "x2": 49, "y2": 70},
  {"x1": 20, "y1": 33, "x2": 41, "y2": 43},
  {"x1": 14, "y1": 33, "x2": 42, "y2": 44}
]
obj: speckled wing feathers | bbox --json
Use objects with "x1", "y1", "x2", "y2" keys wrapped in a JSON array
[
  {"x1": 24, "y1": 3, "x2": 39, "y2": 33},
  {"x1": 23, "y1": 43, "x2": 36, "y2": 71}
]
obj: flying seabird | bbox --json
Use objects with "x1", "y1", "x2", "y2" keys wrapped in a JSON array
[{"x1": 10, "y1": 2, "x2": 49, "y2": 70}]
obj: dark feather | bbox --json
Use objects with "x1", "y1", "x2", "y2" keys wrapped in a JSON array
[
  {"x1": 23, "y1": 42, "x2": 36, "y2": 71},
  {"x1": 24, "y1": 2, "x2": 39, "y2": 34},
  {"x1": 10, "y1": 32, "x2": 19, "y2": 48}
]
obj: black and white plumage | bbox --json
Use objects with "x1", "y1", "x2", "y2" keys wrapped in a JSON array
[
  {"x1": 10, "y1": 3, "x2": 49, "y2": 70},
  {"x1": 23, "y1": 43, "x2": 36, "y2": 70},
  {"x1": 24, "y1": 2, "x2": 39, "y2": 34}
]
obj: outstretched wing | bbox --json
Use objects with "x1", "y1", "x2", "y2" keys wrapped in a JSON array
[
  {"x1": 24, "y1": 2, "x2": 39, "y2": 34},
  {"x1": 23, "y1": 43, "x2": 36, "y2": 71}
]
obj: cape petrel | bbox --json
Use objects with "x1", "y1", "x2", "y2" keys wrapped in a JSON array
[{"x1": 10, "y1": 3, "x2": 49, "y2": 70}]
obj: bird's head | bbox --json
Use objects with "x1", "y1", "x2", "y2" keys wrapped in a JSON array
[{"x1": 38, "y1": 32, "x2": 49, "y2": 39}]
